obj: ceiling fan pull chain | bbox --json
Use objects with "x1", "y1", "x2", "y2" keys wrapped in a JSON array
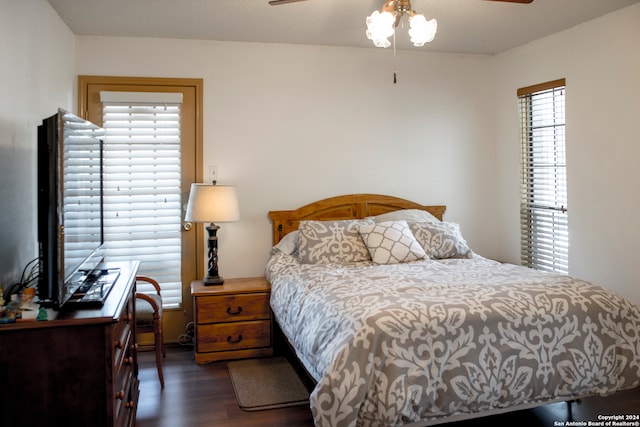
[{"x1": 393, "y1": 29, "x2": 397, "y2": 84}]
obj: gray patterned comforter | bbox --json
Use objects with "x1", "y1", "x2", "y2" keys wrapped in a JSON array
[{"x1": 266, "y1": 252, "x2": 640, "y2": 427}]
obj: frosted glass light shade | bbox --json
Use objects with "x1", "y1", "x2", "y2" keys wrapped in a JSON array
[
  {"x1": 409, "y1": 14, "x2": 437, "y2": 47},
  {"x1": 366, "y1": 10, "x2": 395, "y2": 48},
  {"x1": 185, "y1": 184, "x2": 240, "y2": 223}
]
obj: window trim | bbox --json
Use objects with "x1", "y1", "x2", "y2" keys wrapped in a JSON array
[{"x1": 517, "y1": 78, "x2": 566, "y2": 97}]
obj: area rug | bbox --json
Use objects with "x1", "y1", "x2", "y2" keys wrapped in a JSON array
[{"x1": 227, "y1": 357, "x2": 310, "y2": 411}]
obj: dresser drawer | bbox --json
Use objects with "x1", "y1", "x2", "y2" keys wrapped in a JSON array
[
  {"x1": 113, "y1": 329, "x2": 135, "y2": 399},
  {"x1": 112, "y1": 321, "x2": 131, "y2": 366},
  {"x1": 114, "y1": 358, "x2": 135, "y2": 427},
  {"x1": 196, "y1": 320, "x2": 271, "y2": 353},
  {"x1": 196, "y1": 293, "x2": 270, "y2": 324}
]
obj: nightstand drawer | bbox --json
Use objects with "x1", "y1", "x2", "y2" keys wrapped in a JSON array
[
  {"x1": 196, "y1": 292, "x2": 270, "y2": 324},
  {"x1": 196, "y1": 320, "x2": 271, "y2": 353}
]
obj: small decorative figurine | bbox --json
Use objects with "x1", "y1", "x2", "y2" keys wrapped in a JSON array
[{"x1": 36, "y1": 307, "x2": 48, "y2": 322}]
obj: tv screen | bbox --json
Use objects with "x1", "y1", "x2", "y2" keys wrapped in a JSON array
[{"x1": 37, "y1": 108, "x2": 106, "y2": 308}]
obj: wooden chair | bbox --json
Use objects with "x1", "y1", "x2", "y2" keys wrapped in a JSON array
[{"x1": 135, "y1": 276, "x2": 165, "y2": 387}]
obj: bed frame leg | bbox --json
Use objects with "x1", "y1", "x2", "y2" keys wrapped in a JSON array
[{"x1": 566, "y1": 399, "x2": 582, "y2": 421}]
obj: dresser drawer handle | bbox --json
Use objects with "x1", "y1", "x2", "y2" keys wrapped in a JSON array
[
  {"x1": 226, "y1": 306, "x2": 243, "y2": 315},
  {"x1": 227, "y1": 334, "x2": 243, "y2": 344}
]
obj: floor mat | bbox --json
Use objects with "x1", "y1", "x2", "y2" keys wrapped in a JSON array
[{"x1": 227, "y1": 357, "x2": 310, "y2": 411}]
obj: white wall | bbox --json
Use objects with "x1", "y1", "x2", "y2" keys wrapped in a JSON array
[
  {"x1": 3, "y1": 0, "x2": 637, "y2": 307},
  {"x1": 75, "y1": 37, "x2": 498, "y2": 279},
  {"x1": 0, "y1": 0, "x2": 75, "y2": 286},
  {"x1": 494, "y1": 3, "x2": 640, "y2": 303}
]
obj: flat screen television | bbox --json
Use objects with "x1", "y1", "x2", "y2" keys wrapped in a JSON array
[{"x1": 37, "y1": 108, "x2": 106, "y2": 309}]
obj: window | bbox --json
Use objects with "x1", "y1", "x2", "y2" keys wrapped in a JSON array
[
  {"x1": 100, "y1": 92, "x2": 183, "y2": 307},
  {"x1": 518, "y1": 79, "x2": 568, "y2": 274}
]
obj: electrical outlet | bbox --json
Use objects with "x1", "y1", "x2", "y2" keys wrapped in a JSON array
[{"x1": 208, "y1": 165, "x2": 219, "y2": 184}]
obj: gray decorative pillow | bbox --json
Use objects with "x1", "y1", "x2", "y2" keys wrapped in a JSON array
[
  {"x1": 297, "y1": 219, "x2": 374, "y2": 264},
  {"x1": 358, "y1": 220, "x2": 427, "y2": 265},
  {"x1": 409, "y1": 221, "x2": 472, "y2": 259},
  {"x1": 368, "y1": 208, "x2": 441, "y2": 224}
]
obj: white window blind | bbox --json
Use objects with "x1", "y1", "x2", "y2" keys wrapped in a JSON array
[
  {"x1": 518, "y1": 79, "x2": 568, "y2": 274},
  {"x1": 100, "y1": 92, "x2": 183, "y2": 307}
]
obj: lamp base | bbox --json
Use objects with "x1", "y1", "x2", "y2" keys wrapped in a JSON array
[
  {"x1": 203, "y1": 275, "x2": 224, "y2": 286},
  {"x1": 203, "y1": 223, "x2": 224, "y2": 286}
]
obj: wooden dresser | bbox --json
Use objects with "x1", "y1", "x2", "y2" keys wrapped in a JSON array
[
  {"x1": 0, "y1": 260, "x2": 140, "y2": 427},
  {"x1": 191, "y1": 277, "x2": 273, "y2": 363}
]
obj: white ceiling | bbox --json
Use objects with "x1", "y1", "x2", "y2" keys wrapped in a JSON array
[{"x1": 47, "y1": 0, "x2": 640, "y2": 55}]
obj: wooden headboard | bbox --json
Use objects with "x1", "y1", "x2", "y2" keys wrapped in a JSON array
[{"x1": 268, "y1": 194, "x2": 446, "y2": 245}]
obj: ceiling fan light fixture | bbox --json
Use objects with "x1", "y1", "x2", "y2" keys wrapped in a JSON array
[
  {"x1": 365, "y1": 0, "x2": 437, "y2": 48},
  {"x1": 365, "y1": 10, "x2": 395, "y2": 48}
]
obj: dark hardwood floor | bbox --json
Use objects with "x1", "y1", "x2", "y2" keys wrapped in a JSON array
[
  {"x1": 136, "y1": 345, "x2": 313, "y2": 427},
  {"x1": 136, "y1": 345, "x2": 639, "y2": 427}
]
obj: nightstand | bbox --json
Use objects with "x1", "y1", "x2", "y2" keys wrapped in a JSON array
[{"x1": 191, "y1": 277, "x2": 273, "y2": 364}]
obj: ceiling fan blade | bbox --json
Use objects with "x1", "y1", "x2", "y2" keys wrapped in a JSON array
[{"x1": 268, "y1": 0, "x2": 309, "y2": 5}]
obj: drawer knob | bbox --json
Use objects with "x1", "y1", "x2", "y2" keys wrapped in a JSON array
[
  {"x1": 226, "y1": 306, "x2": 243, "y2": 315},
  {"x1": 227, "y1": 334, "x2": 243, "y2": 344},
  {"x1": 115, "y1": 390, "x2": 125, "y2": 400}
]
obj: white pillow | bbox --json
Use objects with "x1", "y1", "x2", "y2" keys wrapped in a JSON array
[
  {"x1": 273, "y1": 230, "x2": 299, "y2": 255},
  {"x1": 358, "y1": 220, "x2": 427, "y2": 265},
  {"x1": 369, "y1": 208, "x2": 441, "y2": 224}
]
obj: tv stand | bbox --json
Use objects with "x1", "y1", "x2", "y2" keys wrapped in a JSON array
[{"x1": 0, "y1": 260, "x2": 140, "y2": 427}]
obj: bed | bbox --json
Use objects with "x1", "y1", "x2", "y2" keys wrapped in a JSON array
[{"x1": 266, "y1": 194, "x2": 640, "y2": 427}]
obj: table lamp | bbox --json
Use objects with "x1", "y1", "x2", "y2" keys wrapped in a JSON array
[{"x1": 185, "y1": 183, "x2": 239, "y2": 285}]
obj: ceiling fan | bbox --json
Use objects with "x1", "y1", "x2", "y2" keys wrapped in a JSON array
[
  {"x1": 269, "y1": 0, "x2": 533, "y2": 4},
  {"x1": 268, "y1": 0, "x2": 534, "y2": 83},
  {"x1": 269, "y1": 0, "x2": 533, "y2": 48}
]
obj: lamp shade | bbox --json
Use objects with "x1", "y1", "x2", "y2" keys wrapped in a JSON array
[{"x1": 184, "y1": 183, "x2": 240, "y2": 223}]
